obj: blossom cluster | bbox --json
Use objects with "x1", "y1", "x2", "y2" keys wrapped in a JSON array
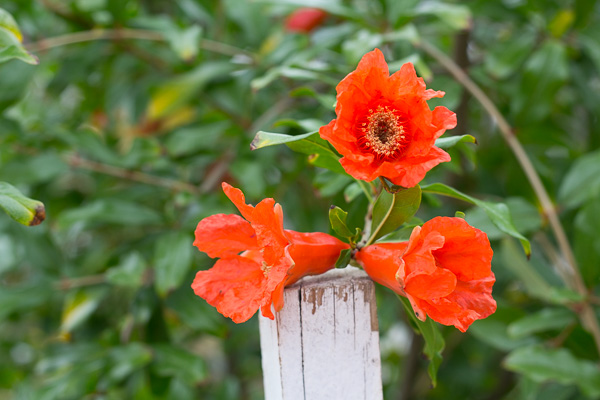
[{"x1": 191, "y1": 49, "x2": 496, "y2": 332}]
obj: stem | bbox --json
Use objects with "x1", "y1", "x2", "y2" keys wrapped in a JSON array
[
  {"x1": 66, "y1": 153, "x2": 200, "y2": 194},
  {"x1": 356, "y1": 180, "x2": 374, "y2": 204},
  {"x1": 414, "y1": 38, "x2": 600, "y2": 357},
  {"x1": 55, "y1": 274, "x2": 105, "y2": 290},
  {"x1": 26, "y1": 28, "x2": 254, "y2": 59}
]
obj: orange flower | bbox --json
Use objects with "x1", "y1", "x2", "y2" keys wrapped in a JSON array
[
  {"x1": 356, "y1": 217, "x2": 496, "y2": 332},
  {"x1": 285, "y1": 8, "x2": 327, "y2": 33},
  {"x1": 319, "y1": 49, "x2": 456, "y2": 188},
  {"x1": 192, "y1": 182, "x2": 349, "y2": 323}
]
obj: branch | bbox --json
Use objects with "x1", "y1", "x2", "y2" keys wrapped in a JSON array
[
  {"x1": 414, "y1": 38, "x2": 600, "y2": 357},
  {"x1": 65, "y1": 153, "x2": 200, "y2": 194},
  {"x1": 26, "y1": 28, "x2": 254, "y2": 59}
]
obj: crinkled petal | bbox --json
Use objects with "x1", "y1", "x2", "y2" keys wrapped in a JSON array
[
  {"x1": 404, "y1": 267, "x2": 457, "y2": 300},
  {"x1": 422, "y1": 217, "x2": 493, "y2": 281},
  {"x1": 375, "y1": 146, "x2": 451, "y2": 188},
  {"x1": 252, "y1": 201, "x2": 289, "y2": 266},
  {"x1": 413, "y1": 296, "x2": 480, "y2": 332},
  {"x1": 193, "y1": 214, "x2": 258, "y2": 258},
  {"x1": 191, "y1": 255, "x2": 272, "y2": 323},
  {"x1": 222, "y1": 182, "x2": 255, "y2": 221},
  {"x1": 431, "y1": 106, "x2": 457, "y2": 139},
  {"x1": 388, "y1": 62, "x2": 426, "y2": 98},
  {"x1": 400, "y1": 227, "x2": 445, "y2": 279}
]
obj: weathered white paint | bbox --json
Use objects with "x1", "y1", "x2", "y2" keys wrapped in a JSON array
[{"x1": 259, "y1": 266, "x2": 383, "y2": 400}]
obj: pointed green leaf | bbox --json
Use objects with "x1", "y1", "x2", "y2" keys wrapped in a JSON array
[
  {"x1": 500, "y1": 239, "x2": 583, "y2": 305},
  {"x1": 421, "y1": 183, "x2": 531, "y2": 256},
  {"x1": 507, "y1": 308, "x2": 575, "y2": 339},
  {"x1": 0, "y1": 9, "x2": 38, "y2": 65},
  {"x1": 435, "y1": 134, "x2": 477, "y2": 149},
  {"x1": 334, "y1": 248, "x2": 352, "y2": 269},
  {"x1": 399, "y1": 295, "x2": 445, "y2": 387},
  {"x1": 60, "y1": 288, "x2": 107, "y2": 334},
  {"x1": 251, "y1": 131, "x2": 346, "y2": 174},
  {"x1": 558, "y1": 149, "x2": 600, "y2": 209},
  {"x1": 0, "y1": 182, "x2": 45, "y2": 226},
  {"x1": 504, "y1": 345, "x2": 600, "y2": 398},
  {"x1": 0, "y1": 8, "x2": 23, "y2": 42},
  {"x1": 369, "y1": 185, "x2": 421, "y2": 243},
  {"x1": 328, "y1": 206, "x2": 353, "y2": 238}
]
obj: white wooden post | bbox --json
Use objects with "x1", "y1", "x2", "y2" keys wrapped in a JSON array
[{"x1": 259, "y1": 266, "x2": 383, "y2": 400}]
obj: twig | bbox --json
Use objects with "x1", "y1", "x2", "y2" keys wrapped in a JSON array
[
  {"x1": 55, "y1": 274, "x2": 105, "y2": 290},
  {"x1": 26, "y1": 28, "x2": 254, "y2": 59},
  {"x1": 414, "y1": 38, "x2": 600, "y2": 357},
  {"x1": 66, "y1": 153, "x2": 200, "y2": 194}
]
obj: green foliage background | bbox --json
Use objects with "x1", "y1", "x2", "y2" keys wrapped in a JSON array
[{"x1": 1, "y1": 0, "x2": 600, "y2": 399}]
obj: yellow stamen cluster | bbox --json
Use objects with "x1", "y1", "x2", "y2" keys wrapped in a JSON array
[
  {"x1": 261, "y1": 261, "x2": 272, "y2": 277},
  {"x1": 361, "y1": 105, "x2": 407, "y2": 160}
]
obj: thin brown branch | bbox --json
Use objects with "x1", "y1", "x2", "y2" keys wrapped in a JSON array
[
  {"x1": 55, "y1": 274, "x2": 105, "y2": 290},
  {"x1": 414, "y1": 38, "x2": 600, "y2": 357},
  {"x1": 25, "y1": 28, "x2": 255, "y2": 59},
  {"x1": 66, "y1": 153, "x2": 200, "y2": 194}
]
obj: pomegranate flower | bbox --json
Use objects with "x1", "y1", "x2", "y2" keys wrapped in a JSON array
[
  {"x1": 319, "y1": 48, "x2": 456, "y2": 188},
  {"x1": 285, "y1": 8, "x2": 327, "y2": 33},
  {"x1": 192, "y1": 182, "x2": 349, "y2": 323},
  {"x1": 356, "y1": 217, "x2": 496, "y2": 332}
]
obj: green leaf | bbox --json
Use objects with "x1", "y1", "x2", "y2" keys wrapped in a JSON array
[
  {"x1": 465, "y1": 197, "x2": 542, "y2": 240},
  {"x1": 148, "y1": 61, "x2": 236, "y2": 120},
  {"x1": 58, "y1": 199, "x2": 162, "y2": 227},
  {"x1": 0, "y1": 182, "x2": 45, "y2": 226},
  {"x1": 435, "y1": 134, "x2": 477, "y2": 149},
  {"x1": 504, "y1": 345, "x2": 600, "y2": 398},
  {"x1": 0, "y1": 281, "x2": 53, "y2": 322},
  {"x1": 60, "y1": 288, "x2": 107, "y2": 334},
  {"x1": 328, "y1": 206, "x2": 353, "y2": 238},
  {"x1": 154, "y1": 232, "x2": 193, "y2": 297},
  {"x1": 251, "y1": 131, "x2": 346, "y2": 174},
  {"x1": 414, "y1": 2, "x2": 472, "y2": 30},
  {"x1": 151, "y1": 343, "x2": 207, "y2": 385},
  {"x1": 574, "y1": 200, "x2": 600, "y2": 285},
  {"x1": 105, "y1": 252, "x2": 147, "y2": 288},
  {"x1": 0, "y1": 8, "x2": 23, "y2": 42},
  {"x1": 0, "y1": 9, "x2": 38, "y2": 65},
  {"x1": 369, "y1": 185, "x2": 421, "y2": 243},
  {"x1": 500, "y1": 238, "x2": 583, "y2": 305},
  {"x1": 558, "y1": 149, "x2": 600, "y2": 209},
  {"x1": 166, "y1": 25, "x2": 202, "y2": 61},
  {"x1": 507, "y1": 308, "x2": 576, "y2": 339},
  {"x1": 334, "y1": 248, "x2": 352, "y2": 269},
  {"x1": 421, "y1": 183, "x2": 531, "y2": 256},
  {"x1": 398, "y1": 296, "x2": 444, "y2": 387},
  {"x1": 108, "y1": 343, "x2": 153, "y2": 383}
]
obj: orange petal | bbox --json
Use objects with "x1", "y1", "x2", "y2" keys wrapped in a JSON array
[
  {"x1": 404, "y1": 268, "x2": 457, "y2": 300},
  {"x1": 400, "y1": 226, "x2": 445, "y2": 279},
  {"x1": 191, "y1": 256, "x2": 272, "y2": 323},
  {"x1": 222, "y1": 182, "x2": 255, "y2": 221},
  {"x1": 252, "y1": 201, "x2": 289, "y2": 266},
  {"x1": 422, "y1": 217, "x2": 493, "y2": 281},
  {"x1": 193, "y1": 213, "x2": 258, "y2": 258}
]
